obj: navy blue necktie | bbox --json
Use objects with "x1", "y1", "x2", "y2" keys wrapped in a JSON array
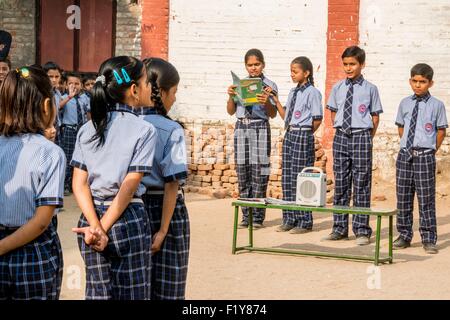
[
  {"x1": 285, "y1": 87, "x2": 301, "y2": 129},
  {"x1": 405, "y1": 97, "x2": 422, "y2": 161},
  {"x1": 245, "y1": 105, "x2": 252, "y2": 118},
  {"x1": 75, "y1": 96, "x2": 83, "y2": 128},
  {"x1": 341, "y1": 80, "x2": 354, "y2": 134}
]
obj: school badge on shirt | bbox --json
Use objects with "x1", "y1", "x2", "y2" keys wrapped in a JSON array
[{"x1": 358, "y1": 104, "x2": 367, "y2": 114}]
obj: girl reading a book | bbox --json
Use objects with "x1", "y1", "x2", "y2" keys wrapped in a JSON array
[{"x1": 226, "y1": 48, "x2": 278, "y2": 229}]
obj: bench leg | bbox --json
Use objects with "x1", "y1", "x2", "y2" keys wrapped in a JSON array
[
  {"x1": 232, "y1": 205, "x2": 239, "y2": 254},
  {"x1": 248, "y1": 207, "x2": 253, "y2": 247},
  {"x1": 389, "y1": 215, "x2": 393, "y2": 264},
  {"x1": 374, "y1": 216, "x2": 382, "y2": 265}
]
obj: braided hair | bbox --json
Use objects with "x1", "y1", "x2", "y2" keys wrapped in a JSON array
[
  {"x1": 143, "y1": 57, "x2": 184, "y2": 128},
  {"x1": 291, "y1": 56, "x2": 315, "y2": 86}
]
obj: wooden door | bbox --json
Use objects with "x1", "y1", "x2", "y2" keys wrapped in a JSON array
[{"x1": 39, "y1": 0, "x2": 115, "y2": 72}]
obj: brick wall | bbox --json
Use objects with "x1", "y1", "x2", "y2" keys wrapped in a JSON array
[
  {"x1": 323, "y1": 0, "x2": 360, "y2": 175},
  {"x1": 141, "y1": 0, "x2": 169, "y2": 59},
  {"x1": 168, "y1": 0, "x2": 328, "y2": 124},
  {"x1": 359, "y1": 0, "x2": 450, "y2": 179},
  {"x1": 115, "y1": 0, "x2": 142, "y2": 58},
  {"x1": 181, "y1": 119, "x2": 333, "y2": 200},
  {"x1": 359, "y1": 0, "x2": 450, "y2": 130},
  {"x1": 0, "y1": 0, "x2": 36, "y2": 68}
]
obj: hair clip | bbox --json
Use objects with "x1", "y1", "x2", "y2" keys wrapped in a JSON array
[
  {"x1": 113, "y1": 70, "x2": 123, "y2": 85},
  {"x1": 95, "y1": 75, "x2": 106, "y2": 86},
  {"x1": 121, "y1": 68, "x2": 131, "y2": 83},
  {"x1": 16, "y1": 67, "x2": 30, "y2": 78}
]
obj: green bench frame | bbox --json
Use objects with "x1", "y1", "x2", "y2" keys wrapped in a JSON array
[{"x1": 232, "y1": 201, "x2": 397, "y2": 265}]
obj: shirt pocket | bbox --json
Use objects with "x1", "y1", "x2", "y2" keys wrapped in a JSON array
[
  {"x1": 335, "y1": 91, "x2": 346, "y2": 110},
  {"x1": 355, "y1": 93, "x2": 371, "y2": 117},
  {"x1": 422, "y1": 110, "x2": 436, "y2": 136}
]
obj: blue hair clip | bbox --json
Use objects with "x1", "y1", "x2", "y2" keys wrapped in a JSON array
[
  {"x1": 113, "y1": 70, "x2": 123, "y2": 85},
  {"x1": 121, "y1": 68, "x2": 131, "y2": 83}
]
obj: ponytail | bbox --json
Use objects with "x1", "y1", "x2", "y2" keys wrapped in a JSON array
[
  {"x1": 90, "y1": 56, "x2": 144, "y2": 147},
  {"x1": 90, "y1": 77, "x2": 110, "y2": 146},
  {"x1": 291, "y1": 56, "x2": 315, "y2": 87}
]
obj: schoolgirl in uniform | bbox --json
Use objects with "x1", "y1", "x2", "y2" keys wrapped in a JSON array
[
  {"x1": 137, "y1": 57, "x2": 190, "y2": 300},
  {"x1": 71, "y1": 56, "x2": 157, "y2": 300},
  {"x1": 271, "y1": 57, "x2": 323, "y2": 234},
  {"x1": 0, "y1": 66, "x2": 65, "y2": 300},
  {"x1": 226, "y1": 48, "x2": 278, "y2": 229}
]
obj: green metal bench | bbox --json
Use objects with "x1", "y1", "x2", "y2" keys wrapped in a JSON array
[{"x1": 232, "y1": 201, "x2": 397, "y2": 265}]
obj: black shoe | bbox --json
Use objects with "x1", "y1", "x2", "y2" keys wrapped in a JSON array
[
  {"x1": 356, "y1": 235, "x2": 370, "y2": 246},
  {"x1": 393, "y1": 236, "x2": 411, "y2": 250},
  {"x1": 276, "y1": 224, "x2": 294, "y2": 232},
  {"x1": 321, "y1": 231, "x2": 349, "y2": 241},
  {"x1": 252, "y1": 222, "x2": 264, "y2": 229},
  {"x1": 238, "y1": 221, "x2": 249, "y2": 229},
  {"x1": 423, "y1": 243, "x2": 438, "y2": 254}
]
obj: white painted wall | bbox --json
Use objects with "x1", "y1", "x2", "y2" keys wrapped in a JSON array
[
  {"x1": 359, "y1": 0, "x2": 450, "y2": 131},
  {"x1": 168, "y1": 0, "x2": 328, "y2": 124}
]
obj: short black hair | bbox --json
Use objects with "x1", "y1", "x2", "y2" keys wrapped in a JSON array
[
  {"x1": 410, "y1": 63, "x2": 434, "y2": 81},
  {"x1": 42, "y1": 61, "x2": 62, "y2": 74},
  {"x1": 65, "y1": 71, "x2": 82, "y2": 81},
  {"x1": 82, "y1": 72, "x2": 97, "y2": 84},
  {"x1": 0, "y1": 57, "x2": 11, "y2": 69},
  {"x1": 341, "y1": 46, "x2": 366, "y2": 64}
]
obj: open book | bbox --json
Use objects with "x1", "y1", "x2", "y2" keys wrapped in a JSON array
[{"x1": 231, "y1": 71, "x2": 263, "y2": 106}]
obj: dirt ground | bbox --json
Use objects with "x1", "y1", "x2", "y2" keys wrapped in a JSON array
[{"x1": 58, "y1": 181, "x2": 450, "y2": 300}]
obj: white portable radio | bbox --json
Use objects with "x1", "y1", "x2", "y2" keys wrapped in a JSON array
[{"x1": 296, "y1": 167, "x2": 327, "y2": 207}]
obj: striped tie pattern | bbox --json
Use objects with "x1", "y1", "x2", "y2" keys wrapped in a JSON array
[
  {"x1": 405, "y1": 96, "x2": 422, "y2": 161},
  {"x1": 341, "y1": 79, "x2": 354, "y2": 134},
  {"x1": 75, "y1": 96, "x2": 83, "y2": 128},
  {"x1": 284, "y1": 87, "x2": 302, "y2": 129}
]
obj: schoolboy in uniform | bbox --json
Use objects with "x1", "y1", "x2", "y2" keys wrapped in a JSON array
[
  {"x1": 59, "y1": 72, "x2": 91, "y2": 194},
  {"x1": 324, "y1": 46, "x2": 383, "y2": 245},
  {"x1": 394, "y1": 63, "x2": 447, "y2": 254},
  {"x1": 43, "y1": 61, "x2": 64, "y2": 145}
]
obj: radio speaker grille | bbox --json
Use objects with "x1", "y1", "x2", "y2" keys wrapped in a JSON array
[{"x1": 299, "y1": 180, "x2": 317, "y2": 199}]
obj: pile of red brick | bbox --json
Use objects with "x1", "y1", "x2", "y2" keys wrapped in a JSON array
[{"x1": 183, "y1": 122, "x2": 334, "y2": 201}]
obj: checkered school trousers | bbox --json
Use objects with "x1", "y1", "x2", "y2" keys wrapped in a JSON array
[
  {"x1": 234, "y1": 120, "x2": 271, "y2": 224},
  {"x1": 60, "y1": 125, "x2": 78, "y2": 190},
  {"x1": 281, "y1": 129, "x2": 315, "y2": 228},
  {"x1": 0, "y1": 217, "x2": 63, "y2": 300},
  {"x1": 77, "y1": 202, "x2": 152, "y2": 300},
  {"x1": 332, "y1": 129, "x2": 373, "y2": 237},
  {"x1": 142, "y1": 193, "x2": 190, "y2": 300},
  {"x1": 396, "y1": 149, "x2": 437, "y2": 244}
]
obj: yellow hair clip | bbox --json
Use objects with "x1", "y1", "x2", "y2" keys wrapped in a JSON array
[
  {"x1": 20, "y1": 67, "x2": 30, "y2": 78},
  {"x1": 15, "y1": 67, "x2": 30, "y2": 78}
]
